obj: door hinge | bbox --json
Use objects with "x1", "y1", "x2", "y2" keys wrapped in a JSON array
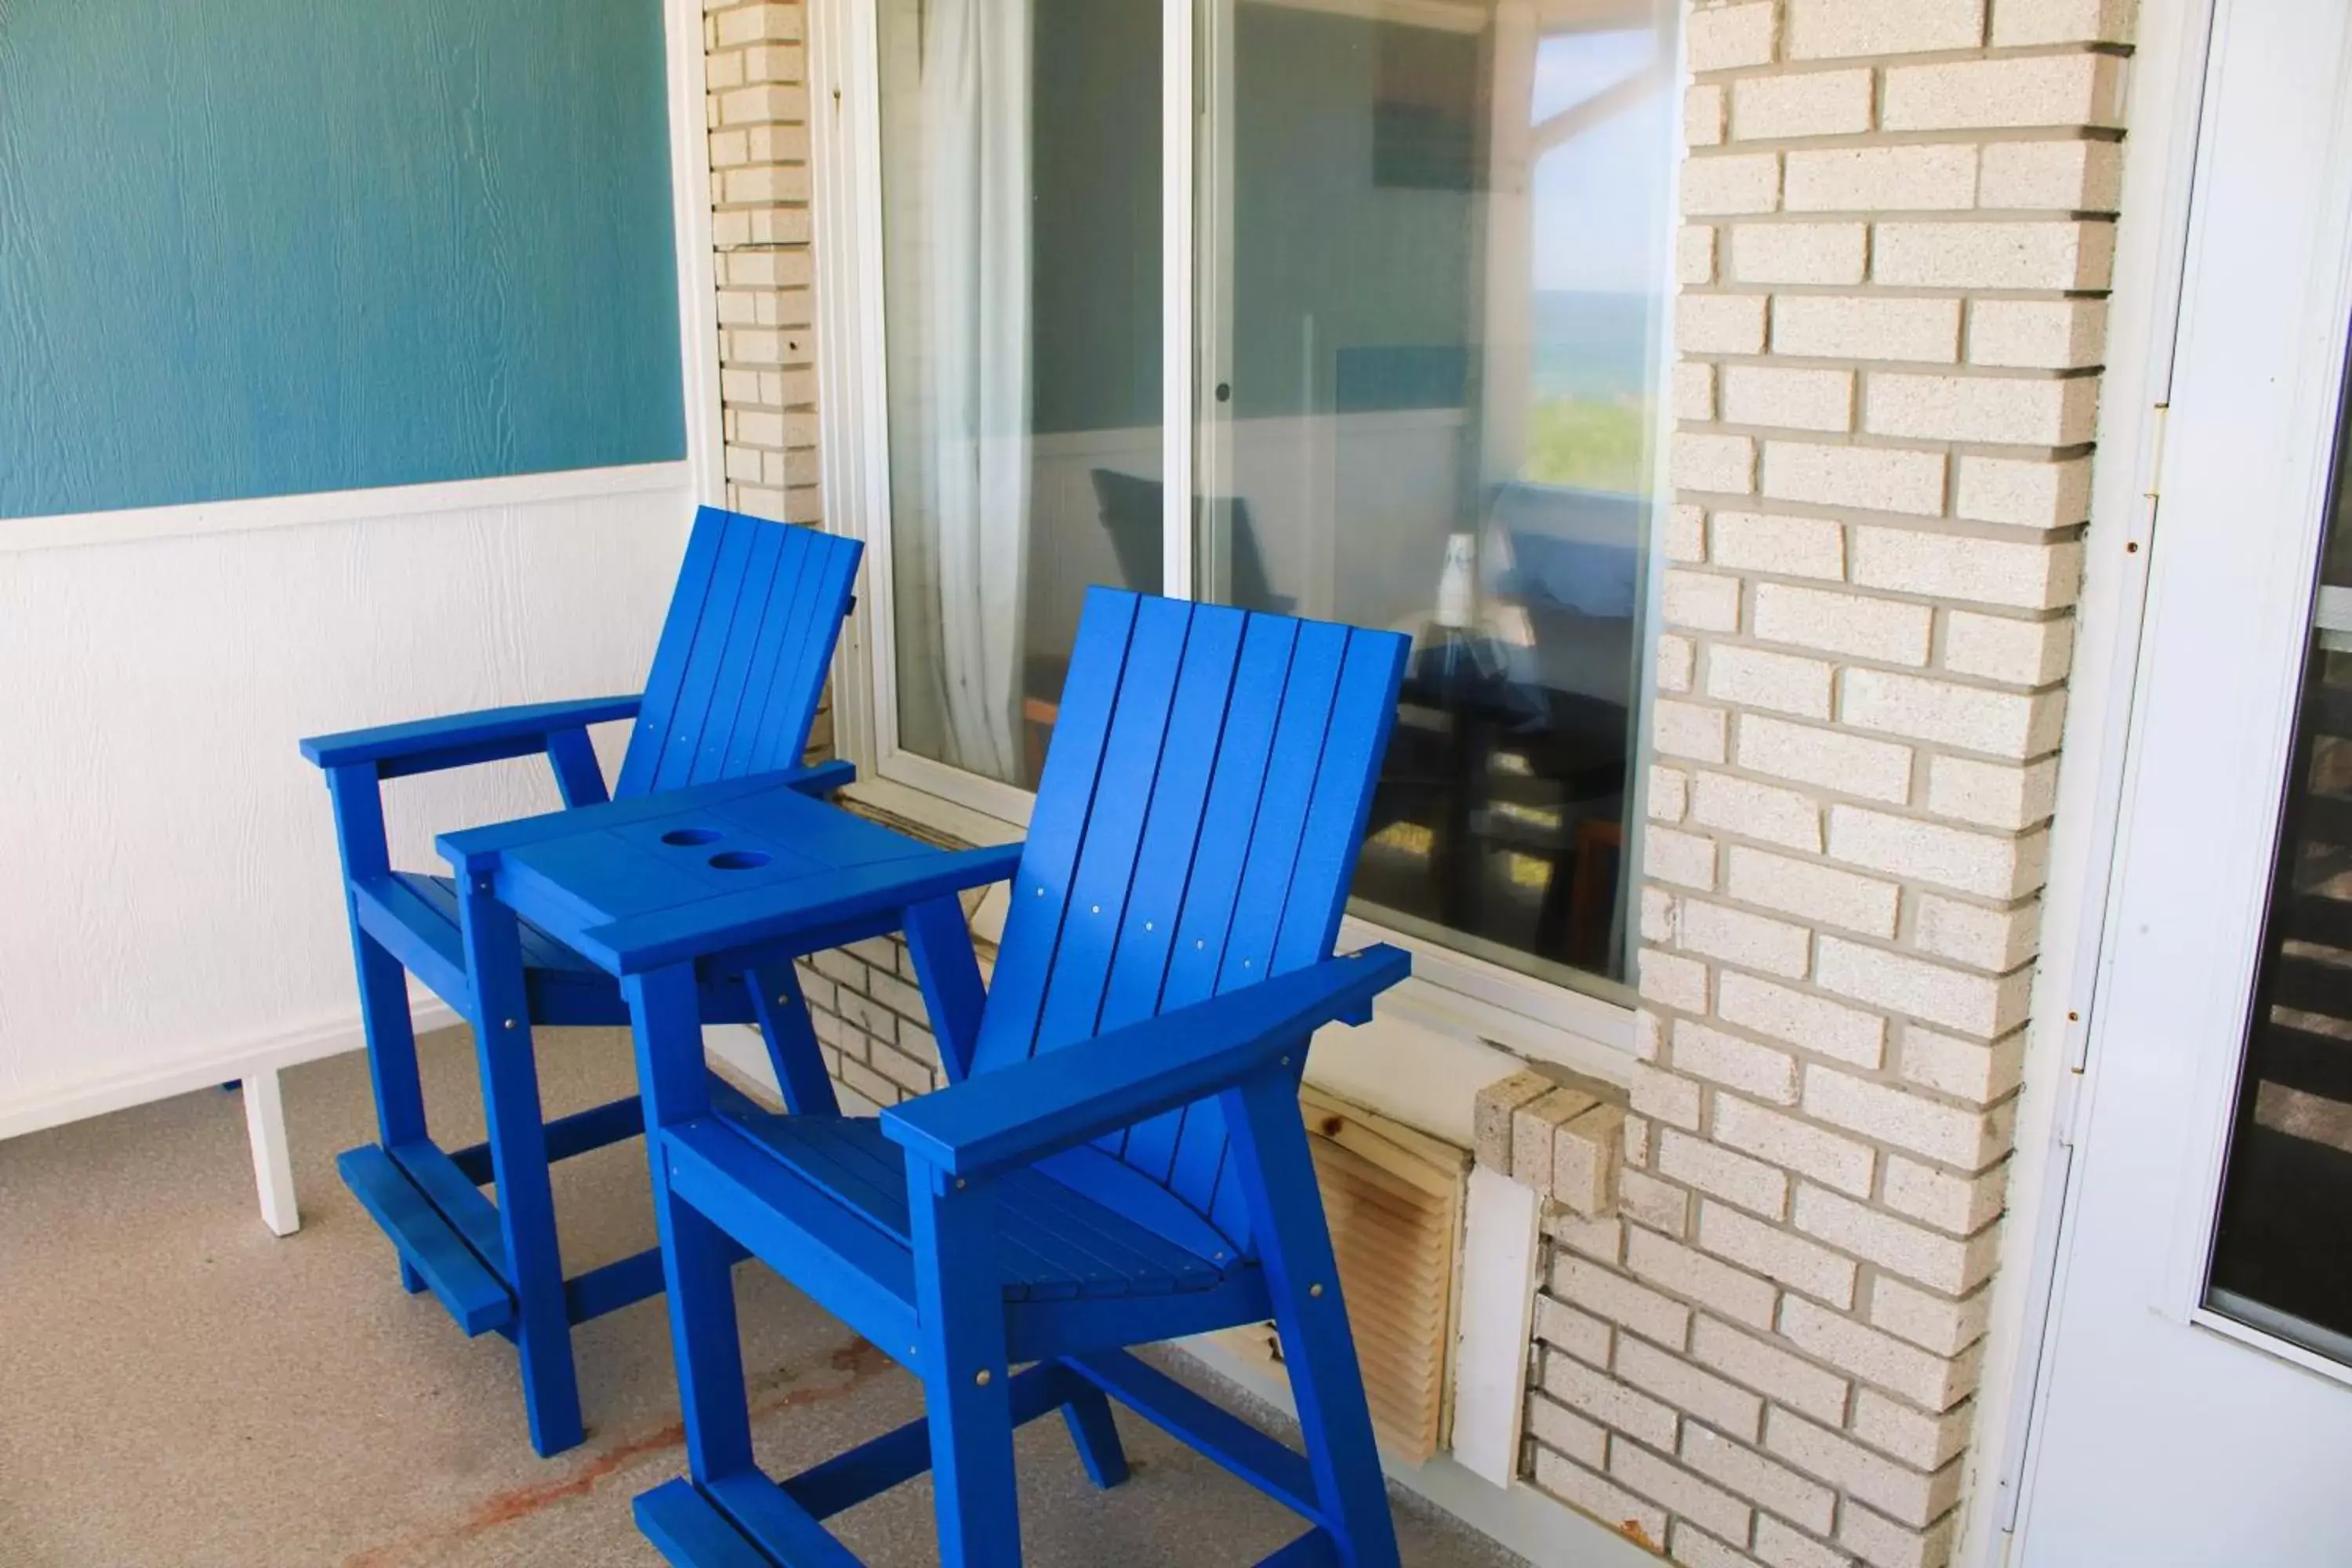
[{"x1": 2143, "y1": 401, "x2": 2170, "y2": 502}]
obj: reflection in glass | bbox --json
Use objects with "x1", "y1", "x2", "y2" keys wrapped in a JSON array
[
  {"x1": 2209, "y1": 347, "x2": 2352, "y2": 1362},
  {"x1": 1197, "y1": 1, "x2": 1675, "y2": 989},
  {"x1": 877, "y1": 0, "x2": 1162, "y2": 787}
]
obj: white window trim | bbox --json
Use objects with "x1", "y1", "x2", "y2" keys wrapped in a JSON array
[{"x1": 804, "y1": 0, "x2": 1651, "y2": 1081}]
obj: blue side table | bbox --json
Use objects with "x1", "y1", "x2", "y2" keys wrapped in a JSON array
[{"x1": 434, "y1": 770, "x2": 1018, "y2": 1428}]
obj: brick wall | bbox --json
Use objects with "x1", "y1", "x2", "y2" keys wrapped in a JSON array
[{"x1": 1513, "y1": 4, "x2": 2131, "y2": 1565}]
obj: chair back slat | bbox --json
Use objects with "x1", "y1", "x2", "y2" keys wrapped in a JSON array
[
  {"x1": 976, "y1": 588, "x2": 1406, "y2": 1256},
  {"x1": 616, "y1": 508, "x2": 861, "y2": 800}
]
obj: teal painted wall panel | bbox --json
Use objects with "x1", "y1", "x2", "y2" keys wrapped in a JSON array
[{"x1": 0, "y1": 0, "x2": 684, "y2": 518}]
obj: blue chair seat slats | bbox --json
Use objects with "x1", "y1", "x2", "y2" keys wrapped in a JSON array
[{"x1": 301, "y1": 506, "x2": 862, "y2": 1457}]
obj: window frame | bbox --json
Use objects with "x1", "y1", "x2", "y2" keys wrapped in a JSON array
[{"x1": 804, "y1": 0, "x2": 1676, "y2": 1069}]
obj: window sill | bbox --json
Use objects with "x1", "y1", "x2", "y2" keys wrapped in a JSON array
[{"x1": 835, "y1": 771, "x2": 1637, "y2": 1098}]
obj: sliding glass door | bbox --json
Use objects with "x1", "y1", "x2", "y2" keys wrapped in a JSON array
[{"x1": 869, "y1": 0, "x2": 1679, "y2": 996}]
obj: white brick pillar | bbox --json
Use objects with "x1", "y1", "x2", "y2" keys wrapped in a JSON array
[{"x1": 1522, "y1": 3, "x2": 2129, "y2": 1566}]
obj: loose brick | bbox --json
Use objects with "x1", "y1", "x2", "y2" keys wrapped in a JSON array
[
  {"x1": 1711, "y1": 511, "x2": 1847, "y2": 580},
  {"x1": 1623, "y1": 1168, "x2": 1694, "y2": 1238},
  {"x1": 1643, "y1": 887, "x2": 1676, "y2": 944},
  {"x1": 1839, "y1": 667, "x2": 2066, "y2": 758},
  {"x1": 1687, "y1": 83, "x2": 1728, "y2": 148},
  {"x1": 1475, "y1": 1069, "x2": 1555, "y2": 1174},
  {"x1": 1620, "y1": 1334, "x2": 1766, "y2": 1441},
  {"x1": 1882, "y1": 53, "x2": 2125, "y2": 133},
  {"x1": 1680, "y1": 1424, "x2": 1837, "y2": 1536},
  {"x1": 1773, "y1": 296, "x2": 1962, "y2": 364},
  {"x1": 1991, "y1": 0, "x2": 2135, "y2": 46},
  {"x1": 1864, "y1": 373, "x2": 2102, "y2": 448},
  {"x1": 1793, "y1": 1182, "x2": 1999, "y2": 1294},
  {"x1": 1685, "y1": 154, "x2": 1784, "y2": 216},
  {"x1": 1785, "y1": 0, "x2": 1986, "y2": 60},
  {"x1": 1755, "y1": 583, "x2": 1933, "y2": 666},
  {"x1": 1682, "y1": 294, "x2": 1772, "y2": 355},
  {"x1": 1955, "y1": 454, "x2": 2095, "y2": 530},
  {"x1": 1737, "y1": 715, "x2": 1915, "y2": 808},
  {"x1": 1913, "y1": 892, "x2": 2041, "y2": 972},
  {"x1": 1729, "y1": 223, "x2": 1868, "y2": 286},
  {"x1": 1762, "y1": 442, "x2": 1947, "y2": 519},
  {"x1": 1668, "y1": 503, "x2": 1710, "y2": 562},
  {"x1": 1635, "y1": 1059, "x2": 1707, "y2": 1132},
  {"x1": 1780, "y1": 1294, "x2": 1981, "y2": 1410},
  {"x1": 1554, "y1": 1254, "x2": 1696, "y2": 1350},
  {"x1": 1660, "y1": 633, "x2": 1698, "y2": 694},
  {"x1": 1716, "y1": 1092, "x2": 1879, "y2": 1197},
  {"x1": 1717, "y1": 971, "x2": 1889, "y2": 1068},
  {"x1": 1687, "y1": 1, "x2": 1780, "y2": 71},
  {"x1": 1656, "y1": 699, "x2": 1733, "y2": 764},
  {"x1": 1926, "y1": 754, "x2": 2060, "y2": 829},
  {"x1": 1871, "y1": 1275, "x2": 1996, "y2": 1358},
  {"x1": 1529, "y1": 1392, "x2": 1610, "y2": 1467},
  {"x1": 1653, "y1": 765, "x2": 1694, "y2": 823},
  {"x1": 1657, "y1": 1131, "x2": 1792, "y2": 1224},
  {"x1": 1693, "y1": 771, "x2": 1827, "y2": 852},
  {"x1": 1665, "y1": 569, "x2": 1745, "y2": 633},
  {"x1": 1733, "y1": 70, "x2": 1875, "y2": 140},
  {"x1": 1853, "y1": 1388, "x2": 1976, "y2": 1472},
  {"x1": 1700, "y1": 1200, "x2": 1859, "y2": 1307},
  {"x1": 1943, "y1": 610, "x2": 2072, "y2": 687},
  {"x1": 1825, "y1": 804, "x2": 2045, "y2": 898},
  {"x1": 1725, "y1": 365, "x2": 1857, "y2": 433},
  {"x1": 1537, "y1": 1294, "x2": 1617, "y2": 1366},
  {"x1": 1517, "y1": 1086, "x2": 1603, "y2": 1200},
  {"x1": 1629, "y1": 1224, "x2": 1783, "y2": 1329},
  {"x1": 1675, "y1": 1019, "x2": 1801, "y2": 1106},
  {"x1": 1841, "y1": 1502, "x2": 1953, "y2": 1568},
  {"x1": 1681, "y1": 898, "x2": 1815, "y2": 979},
  {"x1": 1980, "y1": 137, "x2": 2125, "y2": 212},
  {"x1": 1708, "y1": 644, "x2": 1836, "y2": 720},
  {"x1": 1648, "y1": 826, "x2": 1720, "y2": 890},
  {"x1": 1556, "y1": 1212, "x2": 1627, "y2": 1264},
  {"x1": 1676, "y1": 432, "x2": 1762, "y2": 495},
  {"x1": 1558, "y1": 1105, "x2": 1628, "y2": 1218},
  {"x1": 715, "y1": 4, "x2": 802, "y2": 46},
  {"x1": 1898, "y1": 1025, "x2": 2026, "y2": 1105},
  {"x1": 1766, "y1": 1407, "x2": 1963, "y2": 1528},
  {"x1": 1533, "y1": 1449, "x2": 1668, "y2": 1550},
  {"x1": 1883, "y1": 1153, "x2": 2008, "y2": 1235},
  {"x1": 1816, "y1": 936, "x2": 2033, "y2": 1037},
  {"x1": 1727, "y1": 844, "x2": 1901, "y2": 938},
  {"x1": 1692, "y1": 1314, "x2": 1854, "y2": 1425},
  {"x1": 1610, "y1": 1438, "x2": 1756, "y2": 1546},
  {"x1": 1874, "y1": 220, "x2": 2115, "y2": 291},
  {"x1": 1784, "y1": 146, "x2": 1979, "y2": 214},
  {"x1": 1968, "y1": 299, "x2": 2107, "y2": 371}
]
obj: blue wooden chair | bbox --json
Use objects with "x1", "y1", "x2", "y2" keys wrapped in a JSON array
[
  {"x1": 297, "y1": 506, "x2": 862, "y2": 1457},
  {"x1": 611, "y1": 588, "x2": 1417, "y2": 1566}
]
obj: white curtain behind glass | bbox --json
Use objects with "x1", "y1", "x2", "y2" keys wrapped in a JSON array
[{"x1": 887, "y1": 0, "x2": 1032, "y2": 782}]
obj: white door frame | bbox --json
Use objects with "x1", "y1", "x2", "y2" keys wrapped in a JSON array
[{"x1": 1969, "y1": 0, "x2": 2352, "y2": 1559}]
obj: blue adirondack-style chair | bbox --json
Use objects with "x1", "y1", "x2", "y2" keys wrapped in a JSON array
[
  {"x1": 297, "y1": 506, "x2": 862, "y2": 1457},
  {"x1": 607, "y1": 588, "x2": 1417, "y2": 1566}
]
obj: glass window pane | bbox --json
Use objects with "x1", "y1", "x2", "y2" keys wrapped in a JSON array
[
  {"x1": 2208, "y1": 345, "x2": 2352, "y2": 1363},
  {"x1": 877, "y1": 0, "x2": 1162, "y2": 789},
  {"x1": 1195, "y1": 0, "x2": 1675, "y2": 991}
]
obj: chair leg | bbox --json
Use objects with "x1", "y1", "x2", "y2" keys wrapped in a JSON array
[
  {"x1": 909, "y1": 1170, "x2": 1023, "y2": 1568},
  {"x1": 747, "y1": 964, "x2": 840, "y2": 1115},
  {"x1": 628, "y1": 964, "x2": 758, "y2": 1486},
  {"x1": 1221, "y1": 1071, "x2": 1403, "y2": 1568},
  {"x1": 242, "y1": 1068, "x2": 300, "y2": 1237},
  {"x1": 1058, "y1": 1377, "x2": 1130, "y2": 1490},
  {"x1": 350, "y1": 926, "x2": 430, "y2": 1293},
  {"x1": 457, "y1": 879, "x2": 583, "y2": 1457}
]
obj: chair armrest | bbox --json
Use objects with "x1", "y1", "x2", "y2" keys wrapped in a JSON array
[
  {"x1": 572, "y1": 842, "x2": 1025, "y2": 974},
  {"x1": 299, "y1": 696, "x2": 643, "y2": 778},
  {"x1": 880, "y1": 946, "x2": 1410, "y2": 1179}
]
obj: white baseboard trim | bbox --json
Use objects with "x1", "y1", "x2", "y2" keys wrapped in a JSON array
[
  {"x1": 0, "y1": 996, "x2": 460, "y2": 1143},
  {"x1": 1178, "y1": 1335, "x2": 1659, "y2": 1568},
  {"x1": 2, "y1": 460, "x2": 692, "y2": 555}
]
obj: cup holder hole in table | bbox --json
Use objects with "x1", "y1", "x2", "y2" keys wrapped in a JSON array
[
  {"x1": 662, "y1": 828, "x2": 723, "y2": 846},
  {"x1": 708, "y1": 851, "x2": 771, "y2": 871}
]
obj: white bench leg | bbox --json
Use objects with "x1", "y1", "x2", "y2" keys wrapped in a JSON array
[{"x1": 244, "y1": 1069, "x2": 299, "y2": 1236}]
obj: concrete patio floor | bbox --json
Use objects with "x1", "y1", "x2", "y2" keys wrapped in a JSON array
[{"x1": 0, "y1": 1024, "x2": 1529, "y2": 1567}]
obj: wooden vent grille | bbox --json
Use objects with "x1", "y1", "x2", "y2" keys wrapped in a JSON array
[{"x1": 1224, "y1": 1086, "x2": 1469, "y2": 1463}]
